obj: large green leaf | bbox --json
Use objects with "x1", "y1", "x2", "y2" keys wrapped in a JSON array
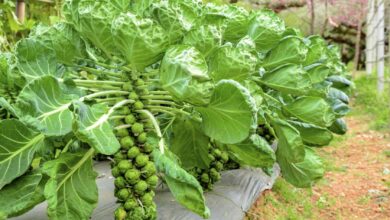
[
  {"x1": 0, "y1": 119, "x2": 44, "y2": 189},
  {"x1": 248, "y1": 9, "x2": 285, "y2": 52},
  {"x1": 152, "y1": 149, "x2": 210, "y2": 218},
  {"x1": 42, "y1": 150, "x2": 98, "y2": 220},
  {"x1": 225, "y1": 134, "x2": 275, "y2": 168},
  {"x1": 197, "y1": 80, "x2": 257, "y2": 144},
  {"x1": 72, "y1": 103, "x2": 120, "y2": 155},
  {"x1": 259, "y1": 64, "x2": 311, "y2": 95},
  {"x1": 0, "y1": 171, "x2": 46, "y2": 218},
  {"x1": 15, "y1": 37, "x2": 59, "y2": 80},
  {"x1": 220, "y1": 5, "x2": 250, "y2": 42},
  {"x1": 160, "y1": 45, "x2": 213, "y2": 105},
  {"x1": 152, "y1": 0, "x2": 202, "y2": 43},
  {"x1": 328, "y1": 98, "x2": 350, "y2": 117},
  {"x1": 75, "y1": 0, "x2": 122, "y2": 56},
  {"x1": 288, "y1": 120, "x2": 333, "y2": 147},
  {"x1": 304, "y1": 36, "x2": 328, "y2": 65},
  {"x1": 208, "y1": 43, "x2": 257, "y2": 82},
  {"x1": 278, "y1": 147, "x2": 324, "y2": 188},
  {"x1": 16, "y1": 76, "x2": 81, "y2": 136},
  {"x1": 328, "y1": 118, "x2": 348, "y2": 135},
  {"x1": 170, "y1": 117, "x2": 211, "y2": 169},
  {"x1": 183, "y1": 24, "x2": 222, "y2": 57},
  {"x1": 326, "y1": 75, "x2": 353, "y2": 90},
  {"x1": 112, "y1": 12, "x2": 169, "y2": 71},
  {"x1": 328, "y1": 87, "x2": 349, "y2": 104},
  {"x1": 283, "y1": 96, "x2": 335, "y2": 127},
  {"x1": 262, "y1": 36, "x2": 307, "y2": 70},
  {"x1": 305, "y1": 63, "x2": 330, "y2": 84},
  {"x1": 270, "y1": 118, "x2": 305, "y2": 163}
]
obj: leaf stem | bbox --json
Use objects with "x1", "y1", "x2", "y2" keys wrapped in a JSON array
[{"x1": 136, "y1": 109, "x2": 165, "y2": 154}]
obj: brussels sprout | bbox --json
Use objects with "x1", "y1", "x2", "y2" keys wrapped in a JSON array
[
  {"x1": 220, "y1": 152, "x2": 229, "y2": 163},
  {"x1": 144, "y1": 120, "x2": 153, "y2": 128},
  {"x1": 125, "y1": 169, "x2": 141, "y2": 184},
  {"x1": 139, "y1": 89, "x2": 149, "y2": 96},
  {"x1": 127, "y1": 147, "x2": 140, "y2": 159},
  {"x1": 116, "y1": 128, "x2": 129, "y2": 137},
  {"x1": 141, "y1": 193, "x2": 154, "y2": 206},
  {"x1": 208, "y1": 154, "x2": 215, "y2": 161},
  {"x1": 215, "y1": 161, "x2": 224, "y2": 171},
  {"x1": 142, "y1": 162, "x2": 156, "y2": 178},
  {"x1": 118, "y1": 160, "x2": 132, "y2": 173},
  {"x1": 122, "y1": 82, "x2": 133, "y2": 91},
  {"x1": 210, "y1": 168, "x2": 221, "y2": 181},
  {"x1": 120, "y1": 107, "x2": 131, "y2": 115},
  {"x1": 137, "y1": 132, "x2": 147, "y2": 143},
  {"x1": 134, "y1": 180, "x2": 148, "y2": 194},
  {"x1": 114, "y1": 152, "x2": 127, "y2": 160},
  {"x1": 115, "y1": 176, "x2": 126, "y2": 189},
  {"x1": 111, "y1": 166, "x2": 121, "y2": 177},
  {"x1": 142, "y1": 142, "x2": 154, "y2": 153},
  {"x1": 135, "y1": 79, "x2": 144, "y2": 86},
  {"x1": 213, "y1": 149, "x2": 222, "y2": 158},
  {"x1": 125, "y1": 114, "x2": 136, "y2": 124},
  {"x1": 117, "y1": 188, "x2": 130, "y2": 201},
  {"x1": 131, "y1": 123, "x2": 144, "y2": 134},
  {"x1": 120, "y1": 136, "x2": 134, "y2": 149},
  {"x1": 135, "y1": 154, "x2": 149, "y2": 167},
  {"x1": 124, "y1": 198, "x2": 138, "y2": 211},
  {"x1": 128, "y1": 207, "x2": 144, "y2": 220},
  {"x1": 129, "y1": 92, "x2": 139, "y2": 100},
  {"x1": 146, "y1": 175, "x2": 159, "y2": 188},
  {"x1": 201, "y1": 173, "x2": 209, "y2": 183},
  {"x1": 115, "y1": 206, "x2": 127, "y2": 220},
  {"x1": 196, "y1": 168, "x2": 202, "y2": 173},
  {"x1": 134, "y1": 101, "x2": 144, "y2": 110},
  {"x1": 207, "y1": 182, "x2": 214, "y2": 191},
  {"x1": 139, "y1": 112, "x2": 149, "y2": 120}
]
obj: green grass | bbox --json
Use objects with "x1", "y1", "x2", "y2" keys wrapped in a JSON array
[{"x1": 352, "y1": 75, "x2": 390, "y2": 131}]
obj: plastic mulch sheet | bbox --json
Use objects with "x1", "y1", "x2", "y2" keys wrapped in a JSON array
[{"x1": 12, "y1": 162, "x2": 280, "y2": 220}]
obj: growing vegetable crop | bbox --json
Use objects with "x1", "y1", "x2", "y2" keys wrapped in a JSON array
[{"x1": 0, "y1": 0, "x2": 352, "y2": 219}]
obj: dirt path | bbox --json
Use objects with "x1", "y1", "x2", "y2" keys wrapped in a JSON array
[{"x1": 247, "y1": 115, "x2": 390, "y2": 220}]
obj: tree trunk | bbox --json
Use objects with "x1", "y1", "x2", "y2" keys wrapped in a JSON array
[
  {"x1": 308, "y1": 0, "x2": 315, "y2": 34},
  {"x1": 321, "y1": 0, "x2": 328, "y2": 36},
  {"x1": 353, "y1": 20, "x2": 363, "y2": 72},
  {"x1": 16, "y1": 0, "x2": 26, "y2": 23}
]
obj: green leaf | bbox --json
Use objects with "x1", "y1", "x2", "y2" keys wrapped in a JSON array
[
  {"x1": 328, "y1": 98, "x2": 350, "y2": 117},
  {"x1": 288, "y1": 120, "x2": 333, "y2": 147},
  {"x1": 0, "y1": 97, "x2": 18, "y2": 118},
  {"x1": 183, "y1": 24, "x2": 223, "y2": 57},
  {"x1": 42, "y1": 149, "x2": 98, "y2": 220},
  {"x1": 170, "y1": 117, "x2": 211, "y2": 169},
  {"x1": 208, "y1": 43, "x2": 257, "y2": 82},
  {"x1": 328, "y1": 87, "x2": 349, "y2": 104},
  {"x1": 75, "y1": 1, "x2": 123, "y2": 56},
  {"x1": 0, "y1": 171, "x2": 46, "y2": 218},
  {"x1": 283, "y1": 96, "x2": 335, "y2": 127},
  {"x1": 326, "y1": 75, "x2": 353, "y2": 89},
  {"x1": 270, "y1": 118, "x2": 305, "y2": 163},
  {"x1": 278, "y1": 147, "x2": 324, "y2": 188},
  {"x1": 112, "y1": 13, "x2": 169, "y2": 71},
  {"x1": 262, "y1": 36, "x2": 307, "y2": 70},
  {"x1": 248, "y1": 9, "x2": 285, "y2": 52},
  {"x1": 328, "y1": 118, "x2": 348, "y2": 135},
  {"x1": 152, "y1": 149, "x2": 210, "y2": 218},
  {"x1": 72, "y1": 103, "x2": 120, "y2": 155},
  {"x1": 225, "y1": 134, "x2": 275, "y2": 168},
  {"x1": 16, "y1": 76, "x2": 81, "y2": 136},
  {"x1": 0, "y1": 119, "x2": 44, "y2": 189},
  {"x1": 152, "y1": 0, "x2": 202, "y2": 43},
  {"x1": 304, "y1": 36, "x2": 328, "y2": 65},
  {"x1": 305, "y1": 63, "x2": 330, "y2": 84},
  {"x1": 160, "y1": 45, "x2": 213, "y2": 105},
  {"x1": 197, "y1": 80, "x2": 257, "y2": 144},
  {"x1": 220, "y1": 5, "x2": 250, "y2": 42},
  {"x1": 259, "y1": 64, "x2": 311, "y2": 95},
  {"x1": 15, "y1": 37, "x2": 59, "y2": 80}
]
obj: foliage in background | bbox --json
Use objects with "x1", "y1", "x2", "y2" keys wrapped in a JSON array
[{"x1": 353, "y1": 74, "x2": 390, "y2": 130}]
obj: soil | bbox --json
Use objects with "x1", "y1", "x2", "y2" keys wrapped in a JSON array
[{"x1": 247, "y1": 115, "x2": 390, "y2": 220}]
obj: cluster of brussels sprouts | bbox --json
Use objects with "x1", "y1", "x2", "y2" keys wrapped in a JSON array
[
  {"x1": 189, "y1": 145, "x2": 229, "y2": 191},
  {"x1": 257, "y1": 124, "x2": 276, "y2": 145},
  {"x1": 110, "y1": 77, "x2": 158, "y2": 220}
]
